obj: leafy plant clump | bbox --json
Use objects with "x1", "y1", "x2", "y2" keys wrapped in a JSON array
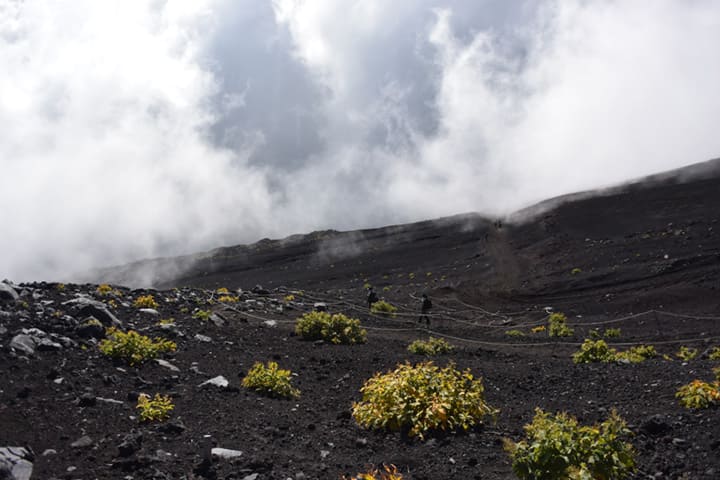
[
  {"x1": 192, "y1": 309, "x2": 212, "y2": 321},
  {"x1": 615, "y1": 345, "x2": 657, "y2": 363},
  {"x1": 136, "y1": 393, "x2": 174, "y2": 422},
  {"x1": 709, "y1": 347, "x2": 720, "y2": 361},
  {"x1": 344, "y1": 465, "x2": 403, "y2": 480},
  {"x1": 134, "y1": 294, "x2": 159, "y2": 309},
  {"x1": 531, "y1": 325, "x2": 546, "y2": 334},
  {"x1": 504, "y1": 408, "x2": 636, "y2": 480},
  {"x1": 295, "y1": 311, "x2": 367, "y2": 344},
  {"x1": 242, "y1": 361, "x2": 300, "y2": 399},
  {"x1": 370, "y1": 300, "x2": 398, "y2": 317},
  {"x1": 676, "y1": 380, "x2": 720, "y2": 409},
  {"x1": 676, "y1": 346, "x2": 698, "y2": 361},
  {"x1": 407, "y1": 337, "x2": 454, "y2": 356},
  {"x1": 604, "y1": 328, "x2": 622, "y2": 338},
  {"x1": 99, "y1": 328, "x2": 176, "y2": 366},
  {"x1": 548, "y1": 312, "x2": 574, "y2": 338},
  {"x1": 573, "y1": 339, "x2": 617, "y2": 363},
  {"x1": 96, "y1": 284, "x2": 120, "y2": 296},
  {"x1": 218, "y1": 295, "x2": 239, "y2": 303},
  {"x1": 505, "y1": 329, "x2": 526, "y2": 338},
  {"x1": 352, "y1": 361, "x2": 498, "y2": 439},
  {"x1": 713, "y1": 366, "x2": 720, "y2": 382}
]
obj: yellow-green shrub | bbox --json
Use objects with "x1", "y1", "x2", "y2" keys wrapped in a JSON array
[
  {"x1": 192, "y1": 309, "x2": 212, "y2": 321},
  {"x1": 713, "y1": 366, "x2": 720, "y2": 382},
  {"x1": 548, "y1": 312, "x2": 573, "y2": 337},
  {"x1": 676, "y1": 380, "x2": 720, "y2": 409},
  {"x1": 242, "y1": 361, "x2": 300, "y2": 399},
  {"x1": 407, "y1": 337, "x2": 454, "y2": 356},
  {"x1": 572, "y1": 339, "x2": 617, "y2": 363},
  {"x1": 218, "y1": 295, "x2": 239, "y2": 303},
  {"x1": 133, "y1": 294, "x2": 159, "y2": 309},
  {"x1": 344, "y1": 465, "x2": 403, "y2": 480},
  {"x1": 708, "y1": 346, "x2": 720, "y2": 361},
  {"x1": 352, "y1": 361, "x2": 497, "y2": 439},
  {"x1": 136, "y1": 393, "x2": 174, "y2": 422},
  {"x1": 99, "y1": 328, "x2": 176, "y2": 366},
  {"x1": 676, "y1": 346, "x2": 698, "y2": 361},
  {"x1": 295, "y1": 311, "x2": 366, "y2": 344},
  {"x1": 615, "y1": 345, "x2": 657, "y2": 363},
  {"x1": 505, "y1": 329, "x2": 525, "y2": 338},
  {"x1": 370, "y1": 300, "x2": 398, "y2": 317},
  {"x1": 504, "y1": 409, "x2": 635, "y2": 480},
  {"x1": 604, "y1": 328, "x2": 621, "y2": 338},
  {"x1": 531, "y1": 325, "x2": 546, "y2": 334}
]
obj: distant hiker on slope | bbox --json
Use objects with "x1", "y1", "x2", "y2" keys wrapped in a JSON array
[
  {"x1": 418, "y1": 293, "x2": 432, "y2": 327},
  {"x1": 367, "y1": 287, "x2": 379, "y2": 309}
]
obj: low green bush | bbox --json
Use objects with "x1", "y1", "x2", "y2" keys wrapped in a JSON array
[
  {"x1": 676, "y1": 346, "x2": 698, "y2": 361},
  {"x1": 133, "y1": 294, "x2": 159, "y2": 309},
  {"x1": 548, "y1": 313, "x2": 574, "y2": 338},
  {"x1": 407, "y1": 337, "x2": 454, "y2": 356},
  {"x1": 604, "y1": 328, "x2": 621, "y2": 338},
  {"x1": 505, "y1": 329, "x2": 526, "y2": 338},
  {"x1": 136, "y1": 393, "x2": 174, "y2": 422},
  {"x1": 99, "y1": 328, "x2": 176, "y2": 366},
  {"x1": 295, "y1": 311, "x2": 366, "y2": 344},
  {"x1": 615, "y1": 345, "x2": 657, "y2": 363},
  {"x1": 707, "y1": 346, "x2": 720, "y2": 361},
  {"x1": 676, "y1": 380, "x2": 720, "y2": 409},
  {"x1": 344, "y1": 465, "x2": 403, "y2": 480},
  {"x1": 352, "y1": 361, "x2": 497, "y2": 439},
  {"x1": 242, "y1": 361, "x2": 300, "y2": 399},
  {"x1": 572, "y1": 339, "x2": 617, "y2": 363},
  {"x1": 370, "y1": 300, "x2": 398, "y2": 317},
  {"x1": 504, "y1": 408, "x2": 636, "y2": 480}
]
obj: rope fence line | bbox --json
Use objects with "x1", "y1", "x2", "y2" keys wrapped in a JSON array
[{"x1": 217, "y1": 303, "x2": 720, "y2": 350}]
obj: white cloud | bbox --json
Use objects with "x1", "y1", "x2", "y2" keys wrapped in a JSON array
[{"x1": 1, "y1": 0, "x2": 719, "y2": 282}]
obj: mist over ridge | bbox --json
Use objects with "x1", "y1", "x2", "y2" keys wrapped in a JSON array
[{"x1": 2, "y1": 0, "x2": 720, "y2": 282}]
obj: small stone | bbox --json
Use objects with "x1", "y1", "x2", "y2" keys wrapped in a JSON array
[
  {"x1": 36, "y1": 338, "x2": 62, "y2": 351},
  {"x1": 194, "y1": 334, "x2": 212, "y2": 343},
  {"x1": 117, "y1": 432, "x2": 142, "y2": 457},
  {"x1": 139, "y1": 308, "x2": 159, "y2": 316},
  {"x1": 211, "y1": 448, "x2": 243, "y2": 459},
  {"x1": 198, "y1": 376, "x2": 229, "y2": 389},
  {"x1": 355, "y1": 438, "x2": 368, "y2": 448},
  {"x1": 155, "y1": 359, "x2": 180, "y2": 372},
  {"x1": 71, "y1": 435, "x2": 94, "y2": 449},
  {"x1": 672, "y1": 438, "x2": 687, "y2": 447},
  {"x1": 320, "y1": 450, "x2": 330, "y2": 459},
  {"x1": 41, "y1": 449, "x2": 57, "y2": 456},
  {"x1": 209, "y1": 313, "x2": 225, "y2": 327},
  {"x1": 242, "y1": 474, "x2": 259, "y2": 480}
]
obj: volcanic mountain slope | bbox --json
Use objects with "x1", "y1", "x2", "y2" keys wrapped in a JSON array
[{"x1": 1, "y1": 158, "x2": 719, "y2": 480}]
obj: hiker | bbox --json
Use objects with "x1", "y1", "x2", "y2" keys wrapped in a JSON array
[
  {"x1": 367, "y1": 287, "x2": 379, "y2": 309},
  {"x1": 418, "y1": 293, "x2": 432, "y2": 326}
]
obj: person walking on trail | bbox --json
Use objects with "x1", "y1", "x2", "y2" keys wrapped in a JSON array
[
  {"x1": 367, "y1": 287, "x2": 379, "y2": 309},
  {"x1": 418, "y1": 293, "x2": 432, "y2": 327}
]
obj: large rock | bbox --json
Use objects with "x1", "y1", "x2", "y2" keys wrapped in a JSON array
[
  {"x1": 0, "y1": 446, "x2": 34, "y2": 480},
  {"x1": 9, "y1": 335, "x2": 35, "y2": 356},
  {"x1": 0, "y1": 283, "x2": 19, "y2": 302},
  {"x1": 62, "y1": 297, "x2": 121, "y2": 327}
]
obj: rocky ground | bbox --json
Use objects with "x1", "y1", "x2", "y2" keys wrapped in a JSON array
[{"x1": 2, "y1": 160, "x2": 720, "y2": 479}]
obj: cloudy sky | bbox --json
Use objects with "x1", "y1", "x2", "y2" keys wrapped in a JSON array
[{"x1": 1, "y1": 0, "x2": 719, "y2": 282}]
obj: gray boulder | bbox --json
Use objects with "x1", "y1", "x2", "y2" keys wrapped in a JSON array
[
  {"x1": 9, "y1": 335, "x2": 36, "y2": 356},
  {"x1": 0, "y1": 446, "x2": 34, "y2": 480},
  {"x1": 62, "y1": 297, "x2": 121, "y2": 327},
  {"x1": 0, "y1": 283, "x2": 18, "y2": 302}
]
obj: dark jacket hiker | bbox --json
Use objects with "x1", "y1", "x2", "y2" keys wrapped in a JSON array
[{"x1": 419, "y1": 294, "x2": 432, "y2": 326}]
